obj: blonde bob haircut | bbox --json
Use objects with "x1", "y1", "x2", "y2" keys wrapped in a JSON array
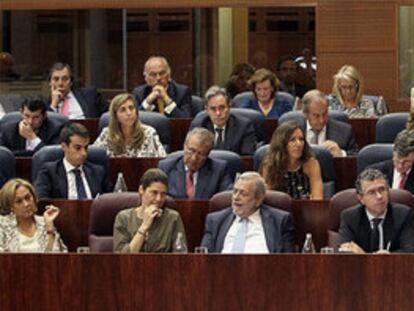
[
  {"x1": 108, "y1": 93, "x2": 145, "y2": 155},
  {"x1": 332, "y1": 64, "x2": 364, "y2": 105},
  {"x1": 0, "y1": 178, "x2": 38, "y2": 215}
]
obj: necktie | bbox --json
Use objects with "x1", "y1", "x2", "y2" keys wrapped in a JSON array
[
  {"x1": 215, "y1": 128, "x2": 223, "y2": 148},
  {"x1": 399, "y1": 172, "x2": 408, "y2": 189},
  {"x1": 185, "y1": 170, "x2": 194, "y2": 199},
  {"x1": 370, "y1": 218, "x2": 382, "y2": 252},
  {"x1": 61, "y1": 96, "x2": 69, "y2": 116},
  {"x1": 157, "y1": 98, "x2": 165, "y2": 114},
  {"x1": 73, "y1": 168, "x2": 87, "y2": 199},
  {"x1": 311, "y1": 129, "x2": 320, "y2": 144},
  {"x1": 231, "y1": 218, "x2": 249, "y2": 253}
]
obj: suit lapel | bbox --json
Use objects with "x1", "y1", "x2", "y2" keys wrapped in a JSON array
[
  {"x1": 174, "y1": 158, "x2": 187, "y2": 198},
  {"x1": 195, "y1": 160, "x2": 211, "y2": 198},
  {"x1": 405, "y1": 169, "x2": 414, "y2": 193},
  {"x1": 382, "y1": 204, "x2": 395, "y2": 249},
  {"x1": 57, "y1": 161, "x2": 68, "y2": 198},
  {"x1": 261, "y1": 206, "x2": 276, "y2": 252},
  {"x1": 222, "y1": 115, "x2": 235, "y2": 150},
  {"x1": 217, "y1": 211, "x2": 236, "y2": 252},
  {"x1": 358, "y1": 207, "x2": 373, "y2": 252},
  {"x1": 73, "y1": 89, "x2": 89, "y2": 116}
]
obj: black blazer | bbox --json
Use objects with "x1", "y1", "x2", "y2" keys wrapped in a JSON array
[
  {"x1": 133, "y1": 80, "x2": 192, "y2": 118},
  {"x1": 190, "y1": 113, "x2": 257, "y2": 155},
  {"x1": 369, "y1": 159, "x2": 414, "y2": 194},
  {"x1": 34, "y1": 159, "x2": 112, "y2": 199},
  {"x1": 337, "y1": 203, "x2": 414, "y2": 252},
  {"x1": 0, "y1": 117, "x2": 68, "y2": 156}
]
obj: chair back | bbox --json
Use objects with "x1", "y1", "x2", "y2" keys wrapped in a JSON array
[
  {"x1": 356, "y1": 143, "x2": 393, "y2": 174},
  {"x1": 0, "y1": 146, "x2": 16, "y2": 189},
  {"x1": 89, "y1": 192, "x2": 176, "y2": 252},
  {"x1": 191, "y1": 95, "x2": 204, "y2": 116},
  {"x1": 0, "y1": 111, "x2": 69, "y2": 132},
  {"x1": 0, "y1": 93, "x2": 26, "y2": 113},
  {"x1": 231, "y1": 91, "x2": 255, "y2": 108},
  {"x1": 376, "y1": 113, "x2": 409, "y2": 143},
  {"x1": 278, "y1": 111, "x2": 349, "y2": 127}
]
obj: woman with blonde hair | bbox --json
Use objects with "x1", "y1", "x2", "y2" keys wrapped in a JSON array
[
  {"x1": 259, "y1": 122, "x2": 323, "y2": 200},
  {"x1": 328, "y1": 64, "x2": 387, "y2": 118},
  {"x1": 0, "y1": 178, "x2": 67, "y2": 252},
  {"x1": 94, "y1": 93, "x2": 166, "y2": 157}
]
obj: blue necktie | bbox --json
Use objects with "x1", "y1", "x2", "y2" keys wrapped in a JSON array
[
  {"x1": 231, "y1": 218, "x2": 248, "y2": 253},
  {"x1": 73, "y1": 168, "x2": 87, "y2": 199}
]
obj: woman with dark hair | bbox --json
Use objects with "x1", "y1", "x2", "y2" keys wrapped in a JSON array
[
  {"x1": 241, "y1": 68, "x2": 293, "y2": 118},
  {"x1": 93, "y1": 93, "x2": 166, "y2": 157},
  {"x1": 259, "y1": 122, "x2": 323, "y2": 199},
  {"x1": 0, "y1": 178, "x2": 67, "y2": 252}
]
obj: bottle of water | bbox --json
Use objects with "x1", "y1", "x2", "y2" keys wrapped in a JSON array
[
  {"x1": 174, "y1": 232, "x2": 187, "y2": 253},
  {"x1": 113, "y1": 172, "x2": 128, "y2": 192},
  {"x1": 302, "y1": 233, "x2": 316, "y2": 253}
]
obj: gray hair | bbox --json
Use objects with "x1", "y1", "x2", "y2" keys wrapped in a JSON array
[
  {"x1": 237, "y1": 171, "x2": 266, "y2": 198},
  {"x1": 143, "y1": 56, "x2": 171, "y2": 76},
  {"x1": 184, "y1": 127, "x2": 214, "y2": 150},
  {"x1": 355, "y1": 168, "x2": 388, "y2": 195},
  {"x1": 204, "y1": 85, "x2": 230, "y2": 107},
  {"x1": 302, "y1": 89, "x2": 328, "y2": 113},
  {"x1": 394, "y1": 129, "x2": 414, "y2": 157}
]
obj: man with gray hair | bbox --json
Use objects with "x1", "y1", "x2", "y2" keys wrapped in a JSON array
[
  {"x1": 190, "y1": 85, "x2": 257, "y2": 155},
  {"x1": 132, "y1": 56, "x2": 192, "y2": 117},
  {"x1": 369, "y1": 129, "x2": 414, "y2": 194},
  {"x1": 338, "y1": 168, "x2": 414, "y2": 253},
  {"x1": 158, "y1": 127, "x2": 232, "y2": 199},
  {"x1": 302, "y1": 89, "x2": 357, "y2": 156},
  {"x1": 201, "y1": 171, "x2": 295, "y2": 253}
]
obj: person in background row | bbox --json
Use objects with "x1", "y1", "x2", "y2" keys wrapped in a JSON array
[
  {"x1": 276, "y1": 55, "x2": 308, "y2": 98},
  {"x1": 133, "y1": 56, "x2": 192, "y2": 118},
  {"x1": 0, "y1": 97, "x2": 69, "y2": 156},
  {"x1": 158, "y1": 127, "x2": 232, "y2": 199},
  {"x1": 369, "y1": 129, "x2": 414, "y2": 194},
  {"x1": 113, "y1": 168, "x2": 187, "y2": 253},
  {"x1": 190, "y1": 85, "x2": 257, "y2": 155},
  {"x1": 260, "y1": 121, "x2": 323, "y2": 200},
  {"x1": 201, "y1": 171, "x2": 295, "y2": 253},
  {"x1": 337, "y1": 168, "x2": 414, "y2": 253},
  {"x1": 93, "y1": 93, "x2": 166, "y2": 157},
  {"x1": 48, "y1": 62, "x2": 107, "y2": 119},
  {"x1": 241, "y1": 68, "x2": 292, "y2": 118},
  {"x1": 0, "y1": 51, "x2": 19, "y2": 81},
  {"x1": 35, "y1": 123, "x2": 112, "y2": 199},
  {"x1": 0, "y1": 178, "x2": 67, "y2": 252},
  {"x1": 302, "y1": 89, "x2": 358, "y2": 156},
  {"x1": 225, "y1": 63, "x2": 255, "y2": 99},
  {"x1": 327, "y1": 64, "x2": 387, "y2": 118}
]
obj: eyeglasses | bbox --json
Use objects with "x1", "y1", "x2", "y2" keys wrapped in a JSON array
[
  {"x1": 184, "y1": 145, "x2": 209, "y2": 160},
  {"x1": 362, "y1": 186, "x2": 388, "y2": 197},
  {"x1": 339, "y1": 84, "x2": 358, "y2": 91}
]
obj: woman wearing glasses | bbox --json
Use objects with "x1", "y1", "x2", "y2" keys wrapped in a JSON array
[{"x1": 327, "y1": 65, "x2": 387, "y2": 118}]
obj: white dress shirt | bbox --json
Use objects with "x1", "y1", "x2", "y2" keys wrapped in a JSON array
[
  {"x1": 52, "y1": 91, "x2": 85, "y2": 119},
  {"x1": 392, "y1": 168, "x2": 411, "y2": 189},
  {"x1": 63, "y1": 158, "x2": 92, "y2": 199},
  {"x1": 222, "y1": 208, "x2": 269, "y2": 254},
  {"x1": 306, "y1": 120, "x2": 327, "y2": 145}
]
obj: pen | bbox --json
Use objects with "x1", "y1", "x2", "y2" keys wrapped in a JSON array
[{"x1": 386, "y1": 241, "x2": 391, "y2": 251}]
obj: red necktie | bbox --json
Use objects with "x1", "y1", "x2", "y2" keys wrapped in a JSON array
[
  {"x1": 61, "y1": 96, "x2": 69, "y2": 116},
  {"x1": 399, "y1": 172, "x2": 408, "y2": 189},
  {"x1": 186, "y1": 170, "x2": 194, "y2": 199}
]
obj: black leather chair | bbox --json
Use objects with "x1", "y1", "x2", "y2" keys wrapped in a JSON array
[
  {"x1": 232, "y1": 91, "x2": 295, "y2": 110},
  {"x1": 98, "y1": 111, "x2": 171, "y2": 152},
  {"x1": 0, "y1": 93, "x2": 26, "y2": 113},
  {"x1": 376, "y1": 113, "x2": 409, "y2": 143},
  {"x1": 278, "y1": 111, "x2": 349, "y2": 127},
  {"x1": 253, "y1": 144, "x2": 335, "y2": 199},
  {"x1": 0, "y1": 111, "x2": 69, "y2": 131},
  {"x1": 191, "y1": 95, "x2": 204, "y2": 116},
  {"x1": 356, "y1": 143, "x2": 393, "y2": 174},
  {"x1": 0, "y1": 146, "x2": 16, "y2": 189}
]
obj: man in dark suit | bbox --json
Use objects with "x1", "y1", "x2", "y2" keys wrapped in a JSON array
[
  {"x1": 190, "y1": 85, "x2": 257, "y2": 155},
  {"x1": 337, "y1": 168, "x2": 414, "y2": 253},
  {"x1": 132, "y1": 56, "x2": 192, "y2": 118},
  {"x1": 0, "y1": 97, "x2": 68, "y2": 156},
  {"x1": 158, "y1": 127, "x2": 232, "y2": 199},
  {"x1": 302, "y1": 89, "x2": 357, "y2": 156},
  {"x1": 201, "y1": 171, "x2": 295, "y2": 253},
  {"x1": 276, "y1": 55, "x2": 308, "y2": 98},
  {"x1": 35, "y1": 123, "x2": 112, "y2": 199},
  {"x1": 48, "y1": 62, "x2": 106, "y2": 119},
  {"x1": 369, "y1": 129, "x2": 414, "y2": 194}
]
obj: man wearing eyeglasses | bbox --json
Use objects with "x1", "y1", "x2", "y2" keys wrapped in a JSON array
[
  {"x1": 369, "y1": 129, "x2": 414, "y2": 194},
  {"x1": 190, "y1": 85, "x2": 257, "y2": 155},
  {"x1": 158, "y1": 127, "x2": 232, "y2": 199},
  {"x1": 337, "y1": 168, "x2": 414, "y2": 253},
  {"x1": 132, "y1": 56, "x2": 192, "y2": 118}
]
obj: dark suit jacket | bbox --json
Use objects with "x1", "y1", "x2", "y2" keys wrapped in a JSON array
[
  {"x1": 337, "y1": 203, "x2": 414, "y2": 252},
  {"x1": 34, "y1": 159, "x2": 112, "y2": 199},
  {"x1": 189, "y1": 113, "x2": 257, "y2": 155},
  {"x1": 0, "y1": 117, "x2": 68, "y2": 156},
  {"x1": 200, "y1": 205, "x2": 295, "y2": 253},
  {"x1": 48, "y1": 87, "x2": 107, "y2": 118},
  {"x1": 133, "y1": 80, "x2": 192, "y2": 118},
  {"x1": 370, "y1": 160, "x2": 414, "y2": 194},
  {"x1": 304, "y1": 118, "x2": 358, "y2": 155},
  {"x1": 158, "y1": 154, "x2": 232, "y2": 199}
]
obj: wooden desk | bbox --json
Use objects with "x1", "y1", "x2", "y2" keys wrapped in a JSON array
[{"x1": 1, "y1": 254, "x2": 413, "y2": 310}]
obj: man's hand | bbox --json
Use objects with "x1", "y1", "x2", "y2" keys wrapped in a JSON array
[
  {"x1": 339, "y1": 241, "x2": 365, "y2": 254},
  {"x1": 50, "y1": 85, "x2": 63, "y2": 109},
  {"x1": 322, "y1": 140, "x2": 344, "y2": 157},
  {"x1": 145, "y1": 84, "x2": 171, "y2": 106},
  {"x1": 18, "y1": 120, "x2": 36, "y2": 140}
]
